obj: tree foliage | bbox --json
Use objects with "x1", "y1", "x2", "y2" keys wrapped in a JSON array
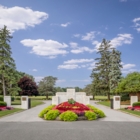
[
  {"x1": 115, "y1": 72, "x2": 140, "y2": 93},
  {"x1": 0, "y1": 25, "x2": 18, "y2": 96},
  {"x1": 18, "y1": 76, "x2": 38, "y2": 96},
  {"x1": 109, "y1": 49, "x2": 122, "y2": 93},
  {"x1": 90, "y1": 39, "x2": 122, "y2": 99},
  {"x1": 38, "y1": 76, "x2": 57, "y2": 99}
]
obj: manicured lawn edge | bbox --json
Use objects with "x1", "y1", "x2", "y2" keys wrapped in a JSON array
[
  {"x1": 96, "y1": 101, "x2": 110, "y2": 108},
  {"x1": 0, "y1": 108, "x2": 24, "y2": 118},
  {"x1": 119, "y1": 109, "x2": 140, "y2": 118}
]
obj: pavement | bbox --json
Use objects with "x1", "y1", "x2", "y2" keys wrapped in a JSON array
[{"x1": 0, "y1": 100, "x2": 140, "y2": 140}]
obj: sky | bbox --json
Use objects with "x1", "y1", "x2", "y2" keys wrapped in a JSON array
[{"x1": 0, "y1": 0, "x2": 140, "y2": 88}]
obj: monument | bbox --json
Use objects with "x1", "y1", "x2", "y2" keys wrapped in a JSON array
[{"x1": 52, "y1": 88, "x2": 91, "y2": 105}]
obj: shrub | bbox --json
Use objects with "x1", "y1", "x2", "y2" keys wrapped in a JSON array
[
  {"x1": 44, "y1": 110, "x2": 60, "y2": 120},
  {"x1": 11, "y1": 96, "x2": 15, "y2": 101},
  {"x1": 0, "y1": 101, "x2": 7, "y2": 106},
  {"x1": 38, "y1": 105, "x2": 55, "y2": 118},
  {"x1": 0, "y1": 96, "x2": 3, "y2": 101},
  {"x1": 94, "y1": 109, "x2": 106, "y2": 118},
  {"x1": 133, "y1": 102, "x2": 140, "y2": 107},
  {"x1": 85, "y1": 111, "x2": 97, "y2": 120},
  {"x1": 87, "y1": 104, "x2": 105, "y2": 118},
  {"x1": 59, "y1": 111, "x2": 78, "y2": 121},
  {"x1": 15, "y1": 97, "x2": 21, "y2": 100}
]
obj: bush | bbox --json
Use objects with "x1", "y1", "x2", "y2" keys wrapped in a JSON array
[
  {"x1": 121, "y1": 96, "x2": 130, "y2": 101},
  {"x1": 59, "y1": 111, "x2": 78, "y2": 121},
  {"x1": 11, "y1": 96, "x2": 15, "y2": 101},
  {"x1": 85, "y1": 111, "x2": 97, "y2": 120},
  {"x1": 0, "y1": 101, "x2": 7, "y2": 106},
  {"x1": 133, "y1": 102, "x2": 140, "y2": 107},
  {"x1": 44, "y1": 110, "x2": 60, "y2": 120},
  {"x1": 94, "y1": 110, "x2": 105, "y2": 118},
  {"x1": 0, "y1": 96, "x2": 3, "y2": 101},
  {"x1": 38, "y1": 105, "x2": 55, "y2": 118},
  {"x1": 87, "y1": 104, "x2": 105, "y2": 118}
]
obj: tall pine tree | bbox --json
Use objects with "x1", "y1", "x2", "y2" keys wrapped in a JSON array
[
  {"x1": 91, "y1": 39, "x2": 111, "y2": 100},
  {"x1": 109, "y1": 49, "x2": 122, "y2": 93},
  {"x1": 0, "y1": 25, "x2": 16, "y2": 96}
]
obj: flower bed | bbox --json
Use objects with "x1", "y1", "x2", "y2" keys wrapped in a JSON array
[
  {"x1": 0, "y1": 106, "x2": 13, "y2": 111},
  {"x1": 39, "y1": 99, "x2": 105, "y2": 121},
  {"x1": 125, "y1": 102, "x2": 140, "y2": 111}
]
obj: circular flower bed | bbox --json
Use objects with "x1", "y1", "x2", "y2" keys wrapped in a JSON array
[{"x1": 39, "y1": 99, "x2": 106, "y2": 121}]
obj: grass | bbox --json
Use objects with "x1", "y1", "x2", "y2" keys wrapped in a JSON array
[
  {"x1": 120, "y1": 109, "x2": 140, "y2": 116},
  {"x1": 0, "y1": 108, "x2": 23, "y2": 118},
  {"x1": 97, "y1": 101, "x2": 111, "y2": 107},
  {"x1": 11, "y1": 99, "x2": 44, "y2": 108},
  {"x1": 31, "y1": 100, "x2": 44, "y2": 108}
]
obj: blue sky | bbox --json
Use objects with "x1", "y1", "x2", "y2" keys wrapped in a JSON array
[{"x1": 0, "y1": 0, "x2": 140, "y2": 88}]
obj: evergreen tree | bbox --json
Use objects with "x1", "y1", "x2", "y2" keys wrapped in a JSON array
[
  {"x1": 0, "y1": 25, "x2": 16, "y2": 96},
  {"x1": 91, "y1": 39, "x2": 111, "y2": 100},
  {"x1": 109, "y1": 49, "x2": 122, "y2": 93}
]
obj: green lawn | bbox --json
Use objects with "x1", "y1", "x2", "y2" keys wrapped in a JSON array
[
  {"x1": 11, "y1": 100, "x2": 44, "y2": 108},
  {"x1": 97, "y1": 101, "x2": 111, "y2": 107},
  {"x1": 31, "y1": 100, "x2": 44, "y2": 108},
  {"x1": 120, "y1": 109, "x2": 140, "y2": 116},
  {"x1": 0, "y1": 108, "x2": 23, "y2": 118}
]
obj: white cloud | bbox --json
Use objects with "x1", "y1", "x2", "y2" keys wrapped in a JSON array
[
  {"x1": 111, "y1": 34, "x2": 133, "y2": 48},
  {"x1": 21, "y1": 39, "x2": 68, "y2": 58},
  {"x1": 73, "y1": 34, "x2": 80, "y2": 38},
  {"x1": 70, "y1": 42, "x2": 95, "y2": 54},
  {"x1": 71, "y1": 79, "x2": 90, "y2": 82},
  {"x1": 120, "y1": 0, "x2": 127, "y2": 2},
  {"x1": 32, "y1": 69, "x2": 38, "y2": 72},
  {"x1": 0, "y1": 5, "x2": 48, "y2": 32},
  {"x1": 69, "y1": 42, "x2": 78, "y2": 48},
  {"x1": 121, "y1": 63, "x2": 137, "y2": 74},
  {"x1": 61, "y1": 22, "x2": 70, "y2": 27},
  {"x1": 92, "y1": 34, "x2": 133, "y2": 52},
  {"x1": 56, "y1": 79, "x2": 66, "y2": 83},
  {"x1": 71, "y1": 46, "x2": 95, "y2": 54},
  {"x1": 58, "y1": 64, "x2": 79, "y2": 69},
  {"x1": 133, "y1": 17, "x2": 140, "y2": 32},
  {"x1": 58, "y1": 59, "x2": 94, "y2": 70},
  {"x1": 122, "y1": 64, "x2": 136, "y2": 69},
  {"x1": 64, "y1": 59, "x2": 94, "y2": 64},
  {"x1": 88, "y1": 62, "x2": 96, "y2": 70},
  {"x1": 81, "y1": 31, "x2": 96, "y2": 41}
]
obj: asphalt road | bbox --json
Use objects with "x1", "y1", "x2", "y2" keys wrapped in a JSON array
[
  {"x1": 0, "y1": 101, "x2": 140, "y2": 140},
  {"x1": 0, "y1": 121, "x2": 140, "y2": 140}
]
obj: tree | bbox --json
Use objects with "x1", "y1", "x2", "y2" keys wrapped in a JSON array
[
  {"x1": 115, "y1": 72, "x2": 140, "y2": 94},
  {"x1": 91, "y1": 39, "x2": 111, "y2": 100},
  {"x1": 83, "y1": 84, "x2": 92, "y2": 96},
  {"x1": 109, "y1": 49, "x2": 122, "y2": 93},
  {"x1": 18, "y1": 76, "x2": 38, "y2": 96},
  {"x1": 38, "y1": 76, "x2": 57, "y2": 99},
  {"x1": 0, "y1": 25, "x2": 16, "y2": 96}
]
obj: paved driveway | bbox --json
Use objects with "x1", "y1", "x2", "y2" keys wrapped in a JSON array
[
  {"x1": 0, "y1": 101, "x2": 140, "y2": 140},
  {"x1": 0, "y1": 100, "x2": 140, "y2": 122}
]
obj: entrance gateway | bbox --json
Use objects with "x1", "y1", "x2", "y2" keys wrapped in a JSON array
[{"x1": 52, "y1": 88, "x2": 91, "y2": 105}]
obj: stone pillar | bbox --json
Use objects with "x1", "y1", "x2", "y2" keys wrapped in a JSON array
[
  {"x1": 4, "y1": 96, "x2": 11, "y2": 107},
  {"x1": 52, "y1": 96, "x2": 59, "y2": 105},
  {"x1": 21, "y1": 96, "x2": 29, "y2": 109},
  {"x1": 66, "y1": 89, "x2": 76, "y2": 100},
  {"x1": 83, "y1": 96, "x2": 90, "y2": 105},
  {"x1": 131, "y1": 96, "x2": 138, "y2": 106},
  {"x1": 113, "y1": 96, "x2": 120, "y2": 109}
]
